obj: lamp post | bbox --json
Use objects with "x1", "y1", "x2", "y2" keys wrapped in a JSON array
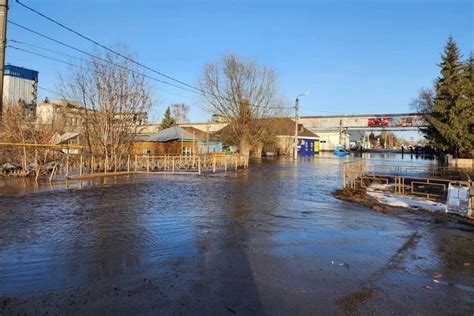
[{"x1": 294, "y1": 91, "x2": 310, "y2": 161}]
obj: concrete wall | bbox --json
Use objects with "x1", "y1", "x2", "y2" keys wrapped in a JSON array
[
  {"x1": 317, "y1": 132, "x2": 350, "y2": 151},
  {"x1": 179, "y1": 122, "x2": 228, "y2": 133},
  {"x1": 447, "y1": 157, "x2": 474, "y2": 169}
]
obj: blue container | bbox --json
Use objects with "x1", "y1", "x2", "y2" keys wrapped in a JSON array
[{"x1": 298, "y1": 138, "x2": 315, "y2": 155}]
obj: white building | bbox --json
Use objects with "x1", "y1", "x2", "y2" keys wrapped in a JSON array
[{"x1": 3, "y1": 65, "x2": 38, "y2": 106}]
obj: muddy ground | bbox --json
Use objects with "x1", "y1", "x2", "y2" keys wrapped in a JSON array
[{"x1": 1, "y1": 158, "x2": 473, "y2": 315}]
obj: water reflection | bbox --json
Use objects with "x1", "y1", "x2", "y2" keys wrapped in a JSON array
[{"x1": 1, "y1": 153, "x2": 469, "y2": 297}]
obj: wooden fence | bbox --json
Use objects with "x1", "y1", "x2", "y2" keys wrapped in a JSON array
[
  {"x1": 0, "y1": 143, "x2": 249, "y2": 179},
  {"x1": 60, "y1": 154, "x2": 249, "y2": 179}
]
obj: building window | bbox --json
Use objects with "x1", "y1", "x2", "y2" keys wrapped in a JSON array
[{"x1": 183, "y1": 147, "x2": 193, "y2": 156}]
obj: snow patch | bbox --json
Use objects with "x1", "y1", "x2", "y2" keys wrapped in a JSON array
[{"x1": 366, "y1": 184, "x2": 446, "y2": 212}]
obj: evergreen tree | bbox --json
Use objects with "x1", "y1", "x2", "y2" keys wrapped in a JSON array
[
  {"x1": 160, "y1": 107, "x2": 176, "y2": 129},
  {"x1": 425, "y1": 37, "x2": 473, "y2": 158}
]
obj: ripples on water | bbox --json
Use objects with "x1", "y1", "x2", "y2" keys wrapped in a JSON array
[{"x1": 0, "y1": 153, "x2": 438, "y2": 295}]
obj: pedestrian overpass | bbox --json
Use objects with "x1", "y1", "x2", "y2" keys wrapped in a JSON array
[
  {"x1": 181, "y1": 112, "x2": 427, "y2": 151},
  {"x1": 299, "y1": 113, "x2": 426, "y2": 132},
  {"x1": 299, "y1": 113, "x2": 426, "y2": 151}
]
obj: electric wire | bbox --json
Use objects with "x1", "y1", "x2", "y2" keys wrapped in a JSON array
[
  {"x1": 10, "y1": 4, "x2": 293, "y2": 110},
  {"x1": 15, "y1": 0, "x2": 205, "y2": 94},
  {"x1": 8, "y1": 45, "x2": 197, "y2": 101},
  {"x1": 7, "y1": 22, "x2": 199, "y2": 94}
]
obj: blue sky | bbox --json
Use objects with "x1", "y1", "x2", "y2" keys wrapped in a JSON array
[{"x1": 6, "y1": 0, "x2": 473, "y2": 123}]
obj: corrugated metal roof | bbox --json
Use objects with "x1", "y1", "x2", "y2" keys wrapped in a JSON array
[
  {"x1": 135, "y1": 126, "x2": 196, "y2": 142},
  {"x1": 51, "y1": 132, "x2": 80, "y2": 144}
]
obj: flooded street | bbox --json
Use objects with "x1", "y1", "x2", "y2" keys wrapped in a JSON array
[{"x1": 0, "y1": 154, "x2": 473, "y2": 314}]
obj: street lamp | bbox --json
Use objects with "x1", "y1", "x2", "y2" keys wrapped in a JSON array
[{"x1": 294, "y1": 91, "x2": 310, "y2": 161}]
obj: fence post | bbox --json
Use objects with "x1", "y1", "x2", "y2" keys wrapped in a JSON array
[
  {"x1": 212, "y1": 156, "x2": 216, "y2": 173},
  {"x1": 343, "y1": 162, "x2": 346, "y2": 188},
  {"x1": 172, "y1": 158, "x2": 175, "y2": 173},
  {"x1": 79, "y1": 154, "x2": 83, "y2": 176},
  {"x1": 104, "y1": 155, "x2": 108, "y2": 174},
  {"x1": 127, "y1": 155, "x2": 130, "y2": 172},
  {"x1": 91, "y1": 155, "x2": 95, "y2": 174},
  {"x1": 65, "y1": 155, "x2": 69, "y2": 177},
  {"x1": 147, "y1": 155, "x2": 150, "y2": 173},
  {"x1": 114, "y1": 155, "x2": 117, "y2": 173},
  {"x1": 224, "y1": 156, "x2": 227, "y2": 172},
  {"x1": 198, "y1": 156, "x2": 201, "y2": 175}
]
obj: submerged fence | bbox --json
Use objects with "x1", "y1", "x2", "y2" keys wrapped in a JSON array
[
  {"x1": 342, "y1": 159, "x2": 473, "y2": 217},
  {"x1": 0, "y1": 142, "x2": 249, "y2": 179},
  {"x1": 64, "y1": 154, "x2": 249, "y2": 178}
]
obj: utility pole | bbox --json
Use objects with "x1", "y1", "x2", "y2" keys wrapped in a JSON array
[
  {"x1": 293, "y1": 97, "x2": 299, "y2": 161},
  {"x1": 293, "y1": 92, "x2": 310, "y2": 160},
  {"x1": 0, "y1": 0, "x2": 8, "y2": 120},
  {"x1": 206, "y1": 122, "x2": 210, "y2": 154},
  {"x1": 192, "y1": 131, "x2": 195, "y2": 156},
  {"x1": 181, "y1": 130, "x2": 184, "y2": 155}
]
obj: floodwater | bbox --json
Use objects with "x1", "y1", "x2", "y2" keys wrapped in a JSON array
[{"x1": 0, "y1": 153, "x2": 473, "y2": 314}]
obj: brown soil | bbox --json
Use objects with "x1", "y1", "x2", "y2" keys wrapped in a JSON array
[
  {"x1": 332, "y1": 188, "x2": 474, "y2": 227},
  {"x1": 336, "y1": 287, "x2": 377, "y2": 315},
  {"x1": 332, "y1": 188, "x2": 394, "y2": 213}
]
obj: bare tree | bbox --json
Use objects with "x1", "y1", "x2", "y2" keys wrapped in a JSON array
[
  {"x1": 199, "y1": 54, "x2": 287, "y2": 157},
  {"x1": 410, "y1": 88, "x2": 435, "y2": 114},
  {"x1": 59, "y1": 44, "x2": 153, "y2": 157},
  {"x1": 0, "y1": 101, "x2": 63, "y2": 180},
  {"x1": 170, "y1": 103, "x2": 190, "y2": 124}
]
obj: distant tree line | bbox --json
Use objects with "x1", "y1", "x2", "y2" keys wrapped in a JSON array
[{"x1": 412, "y1": 37, "x2": 473, "y2": 158}]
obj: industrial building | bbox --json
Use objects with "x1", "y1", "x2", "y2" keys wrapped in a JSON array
[{"x1": 3, "y1": 65, "x2": 38, "y2": 112}]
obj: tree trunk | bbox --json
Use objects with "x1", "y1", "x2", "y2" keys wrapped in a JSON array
[
  {"x1": 251, "y1": 142, "x2": 264, "y2": 159},
  {"x1": 240, "y1": 137, "x2": 250, "y2": 157}
]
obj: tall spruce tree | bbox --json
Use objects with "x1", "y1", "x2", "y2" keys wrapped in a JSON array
[
  {"x1": 160, "y1": 107, "x2": 176, "y2": 129},
  {"x1": 425, "y1": 37, "x2": 473, "y2": 158}
]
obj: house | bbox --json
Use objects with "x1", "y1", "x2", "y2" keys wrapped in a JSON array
[
  {"x1": 214, "y1": 118, "x2": 319, "y2": 156},
  {"x1": 272, "y1": 119, "x2": 320, "y2": 156},
  {"x1": 132, "y1": 126, "x2": 223, "y2": 156},
  {"x1": 36, "y1": 99, "x2": 148, "y2": 133},
  {"x1": 181, "y1": 126, "x2": 223, "y2": 154},
  {"x1": 36, "y1": 99, "x2": 84, "y2": 133}
]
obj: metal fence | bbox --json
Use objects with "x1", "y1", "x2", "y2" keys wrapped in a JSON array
[{"x1": 342, "y1": 159, "x2": 473, "y2": 214}]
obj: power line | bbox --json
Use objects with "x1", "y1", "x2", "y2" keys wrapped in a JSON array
[
  {"x1": 15, "y1": 0, "x2": 204, "y2": 94},
  {"x1": 9, "y1": 39, "x2": 196, "y2": 100},
  {"x1": 10, "y1": 39, "x2": 82, "y2": 60},
  {"x1": 8, "y1": 44, "x2": 197, "y2": 101},
  {"x1": 8, "y1": 45, "x2": 79, "y2": 68},
  {"x1": 7, "y1": 22, "x2": 199, "y2": 94},
  {"x1": 9, "y1": 24, "x2": 289, "y2": 110},
  {"x1": 38, "y1": 85, "x2": 61, "y2": 97},
  {"x1": 12, "y1": 2, "x2": 292, "y2": 110}
]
